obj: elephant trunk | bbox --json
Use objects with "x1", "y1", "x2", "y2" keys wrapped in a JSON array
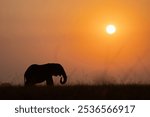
[{"x1": 60, "y1": 69, "x2": 67, "y2": 84}]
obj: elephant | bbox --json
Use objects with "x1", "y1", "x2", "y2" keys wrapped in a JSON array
[{"x1": 24, "y1": 63, "x2": 67, "y2": 86}]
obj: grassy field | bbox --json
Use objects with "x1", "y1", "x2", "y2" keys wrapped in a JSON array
[{"x1": 0, "y1": 85, "x2": 150, "y2": 100}]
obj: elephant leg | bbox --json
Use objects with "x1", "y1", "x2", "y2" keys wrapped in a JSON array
[{"x1": 46, "y1": 77, "x2": 54, "y2": 86}]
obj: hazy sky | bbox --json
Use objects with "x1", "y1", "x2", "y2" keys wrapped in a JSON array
[{"x1": 0, "y1": 0, "x2": 150, "y2": 85}]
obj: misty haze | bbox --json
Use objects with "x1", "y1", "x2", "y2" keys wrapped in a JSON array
[{"x1": 0, "y1": 0, "x2": 150, "y2": 99}]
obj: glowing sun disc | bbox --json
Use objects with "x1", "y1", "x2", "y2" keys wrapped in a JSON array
[{"x1": 106, "y1": 25, "x2": 116, "y2": 35}]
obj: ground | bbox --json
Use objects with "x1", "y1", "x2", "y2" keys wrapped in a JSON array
[{"x1": 0, "y1": 85, "x2": 150, "y2": 100}]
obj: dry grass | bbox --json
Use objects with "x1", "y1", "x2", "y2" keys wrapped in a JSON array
[{"x1": 0, "y1": 84, "x2": 150, "y2": 99}]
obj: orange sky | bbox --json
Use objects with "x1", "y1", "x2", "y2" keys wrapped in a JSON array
[{"x1": 0, "y1": 0, "x2": 150, "y2": 85}]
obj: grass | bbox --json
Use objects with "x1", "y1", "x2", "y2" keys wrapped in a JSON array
[{"x1": 0, "y1": 84, "x2": 150, "y2": 100}]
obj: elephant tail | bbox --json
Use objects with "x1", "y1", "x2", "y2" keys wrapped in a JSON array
[
  {"x1": 24, "y1": 76, "x2": 26, "y2": 86},
  {"x1": 24, "y1": 73, "x2": 28, "y2": 86}
]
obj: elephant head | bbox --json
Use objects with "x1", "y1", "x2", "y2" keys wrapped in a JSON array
[{"x1": 52, "y1": 63, "x2": 67, "y2": 85}]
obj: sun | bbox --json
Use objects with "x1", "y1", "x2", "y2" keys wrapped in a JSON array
[{"x1": 106, "y1": 24, "x2": 116, "y2": 35}]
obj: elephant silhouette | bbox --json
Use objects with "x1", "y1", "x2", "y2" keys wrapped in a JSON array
[{"x1": 24, "y1": 63, "x2": 67, "y2": 86}]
